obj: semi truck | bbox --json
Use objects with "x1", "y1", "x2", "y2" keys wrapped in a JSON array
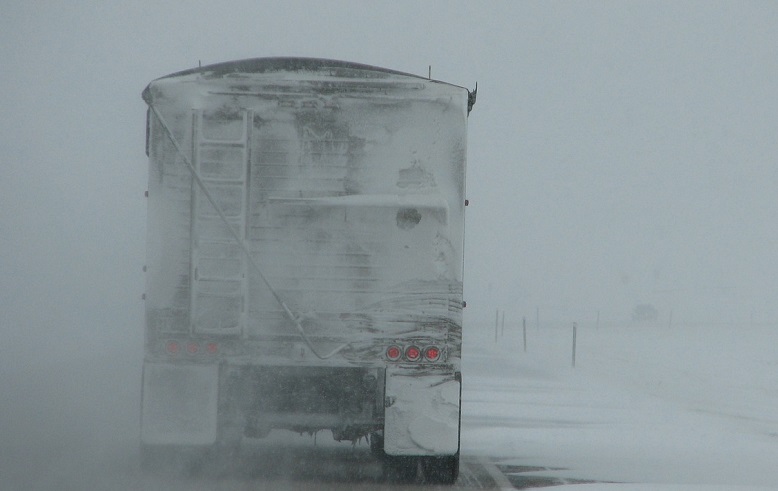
[{"x1": 140, "y1": 57, "x2": 475, "y2": 483}]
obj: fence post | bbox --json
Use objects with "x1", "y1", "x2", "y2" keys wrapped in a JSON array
[
  {"x1": 495, "y1": 309, "x2": 499, "y2": 343},
  {"x1": 572, "y1": 322, "x2": 577, "y2": 367},
  {"x1": 522, "y1": 316, "x2": 527, "y2": 352}
]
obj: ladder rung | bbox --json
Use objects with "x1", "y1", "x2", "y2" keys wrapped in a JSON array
[
  {"x1": 200, "y1": 177, "x2": 246, "y2": 185},
  {"x1": 199, "y1": 140, "x2": 247, "y2": 147}
]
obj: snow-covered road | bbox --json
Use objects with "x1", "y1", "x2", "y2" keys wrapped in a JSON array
[{"x1": 2, "y1": 321, "x2": 777, "y2": 490}]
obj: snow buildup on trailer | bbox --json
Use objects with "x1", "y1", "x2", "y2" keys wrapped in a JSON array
[
  {"x1": 245, "y1": 80, "x2": 465, "y2": 342},
  {"x1": 144, "y1": 65, "x2": 467, "y2": 352}
]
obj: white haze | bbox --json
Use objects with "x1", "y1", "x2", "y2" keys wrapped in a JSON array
[{"x1": 1, "y1": 1, "x2": 777, "y2": 489}]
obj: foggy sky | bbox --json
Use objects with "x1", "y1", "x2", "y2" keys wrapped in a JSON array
[{"x1": 3, "y1": 1, "x2": 778, "y2": 373}]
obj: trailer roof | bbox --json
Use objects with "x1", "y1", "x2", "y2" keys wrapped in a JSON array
[
  {"x1": 157, "y1": 57, "x2": 429, "y2": 81},
  {"x1": 143, "y1": 57, "x2": 474, "y2": 108}
]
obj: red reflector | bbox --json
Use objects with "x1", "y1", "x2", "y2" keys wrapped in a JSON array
[
  {"x1": 206, "y1": 342, "x2": 218, "y2": 354},
  {"x1": 186, "y1": 342, "x2": 199, "y2": 354},
  {"x1": 386, "y1": 345, "x2": 402, "y2": 361},
  {"x1": 405, "y1": 345, "x2": 421, "y2": 362},
  {"x1": 165, "y1": 341, "x2": 179, "y2": 355},
  {"x1": 424, "y1": 346, "x2": 441, "y2": 362}
]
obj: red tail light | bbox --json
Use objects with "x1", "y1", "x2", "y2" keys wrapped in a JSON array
[
  {"x1": 386, "y1": 345, "x2": 402, "y2": 361},
  {"x1": 165, "y1": 340, "x2": 219, "y2": 356},
  {"x1": 424, "y1": 346, "x2": 441, "y2": 362},
  {"x1": 405, "y1": 345, "x2": 421, "y2": 362},
  {"x1": 385, "y1": 343, "x2": 443, "y2": 363}
]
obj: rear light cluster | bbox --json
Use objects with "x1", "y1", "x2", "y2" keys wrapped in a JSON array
[
  {"x1": 385, "y1": 344, "x2": 443, "y2": 363},
  {"x1": 165, "y1": 340, "x2": 219, "y2": 356}
]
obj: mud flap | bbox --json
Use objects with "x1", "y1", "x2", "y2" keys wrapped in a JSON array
[
  {"x1": 383, "y1": 368, "x2": 460, "y2": 456},
  {"x1": 141, "y1": 363, "x2": 219, "y2": 445}
]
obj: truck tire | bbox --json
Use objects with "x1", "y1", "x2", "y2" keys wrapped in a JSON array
[
  {"x1": 371, "y1": 433, "x2": 419, "y2": 482},
  {"x1": 422, "y1": 454, "x2": 459, "y2": 485},
  {"x1": 369, "y1": 432, "x2": 384, "y2": 458},
  {"x1": 382, "y1": 455, "x2": 420, "y2": 483}
]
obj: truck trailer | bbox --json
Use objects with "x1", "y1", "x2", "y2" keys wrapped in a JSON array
[{"x1": 140, "y1": 57, "x2": 475, "y2": 483}]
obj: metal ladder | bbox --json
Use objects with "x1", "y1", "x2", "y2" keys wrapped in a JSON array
[{"x1": 190, "y1": 110, "x2": 250, "y2": 334}]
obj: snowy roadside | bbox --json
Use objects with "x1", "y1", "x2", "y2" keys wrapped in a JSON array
[{"x1": 460, "y1": 321, "x2": 778, "y2": 489}]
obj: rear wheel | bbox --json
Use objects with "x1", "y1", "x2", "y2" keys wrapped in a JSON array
[
  {"x1": 382, "y1": 455, "x2": 420, "y2": 483},
  {"x1": 422, "y1": 454, "x2": 459, "y2": 485},
  {"x1": 372, "y1": 433, "x2": 420, "y2": 483},
  {"x1": 369, "y1": 432, "x2": 384, "y2": 458}
]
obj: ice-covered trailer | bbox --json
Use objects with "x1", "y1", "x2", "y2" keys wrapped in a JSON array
[{"x1": 141, "y1": 57, "x2": 475, "y2": 483}]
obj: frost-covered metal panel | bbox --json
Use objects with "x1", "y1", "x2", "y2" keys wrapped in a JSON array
[
  {"x1": 141, "y1": 363, "x2": 219, "y2": 445},
  {"x1": 384, "y1": 368, "x2": 461, "y2": 455},
  {"x1": 242, "y1": 81, "x2": 466, "y2": 347},
  {"x1": 143, "y1": 58, "x2": 469, "y2": 362}
]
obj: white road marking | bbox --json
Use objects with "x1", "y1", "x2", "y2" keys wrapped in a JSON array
[{"x1": 477, "y1": 457, "x2": 514, "y2": 490}]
